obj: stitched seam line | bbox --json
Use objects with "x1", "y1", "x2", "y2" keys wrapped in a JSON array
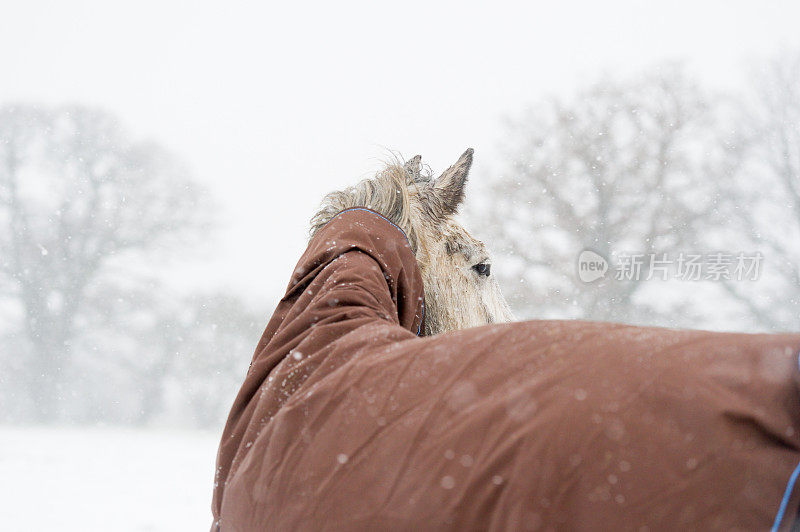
[{"x1": 330, "y1": 207, "x2": 411, "y2": 244}]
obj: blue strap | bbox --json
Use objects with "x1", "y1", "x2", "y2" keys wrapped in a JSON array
[
  {"x1": 772, "y1": 461, "x2": 800, "y2": 531},
  {"x1": 770, "y1": 348, "x2": 800, "y2": 531}
]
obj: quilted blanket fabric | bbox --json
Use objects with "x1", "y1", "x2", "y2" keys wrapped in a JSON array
[{"x1": 212, "y1": 208, "x2": 800, "y2": 531}]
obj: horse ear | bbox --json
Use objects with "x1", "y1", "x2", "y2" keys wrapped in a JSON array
[
  {"x1": 431, "y1": 148, "x2": 473, "y2": 216},
  {"x1": 404, "y1": 155, "x2": 423, "y2": 182}
]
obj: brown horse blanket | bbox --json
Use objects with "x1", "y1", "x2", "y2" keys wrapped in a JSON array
[{"x1": 212, "y1": 208, "x2": 800, "y2": 531}]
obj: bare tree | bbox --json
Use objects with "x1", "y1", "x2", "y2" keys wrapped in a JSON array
[
  {"x1": 0, "y1": 105, "x2": 208, "y2": 421},
  {"x1": 472, "y1": 66, "x2": 726, "y2": 326},
  {"x1": 718, "y1": 52, "x2": 800, "y2": 331}
]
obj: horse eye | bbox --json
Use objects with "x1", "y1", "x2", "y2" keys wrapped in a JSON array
[{"x1": 472, "y1": 262, "x2": 491, "y2": 277}]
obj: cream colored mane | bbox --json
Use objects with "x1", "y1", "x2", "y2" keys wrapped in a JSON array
[{"x1": 310, "y1": 163, "x2": 420, "y2": 251}]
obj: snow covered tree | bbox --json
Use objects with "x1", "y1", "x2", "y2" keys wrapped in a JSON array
[
  {"x1": 0, "y1": 105, "x2": 207, "y2": 421},
  {"x1": 472, "y1": 66, "x2": 725, "y2": 326}
]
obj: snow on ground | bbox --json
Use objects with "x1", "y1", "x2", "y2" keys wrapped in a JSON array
[{"x1": 0, "y1": 426, "x2": 220, "y2": 531}]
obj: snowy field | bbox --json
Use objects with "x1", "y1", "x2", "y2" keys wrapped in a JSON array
[{"x1": 0, "y1": 426, "x2": 219, "y2": 531}]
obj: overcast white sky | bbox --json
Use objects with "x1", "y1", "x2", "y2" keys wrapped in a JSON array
[{"x1": 2, "y1": 0, "x2": 800, "y2": 307}]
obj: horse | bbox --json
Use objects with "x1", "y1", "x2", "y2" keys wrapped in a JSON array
[
  {"x1": 214, "y1": 150, "x2": 800, "y2": 531},
  {"x1": 310, "y1": 148, "x2": 514, "y2": 336}
]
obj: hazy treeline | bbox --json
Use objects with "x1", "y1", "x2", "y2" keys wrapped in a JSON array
[{"x1": 1, "y1": 51, "x2": 798, "y2": 427}]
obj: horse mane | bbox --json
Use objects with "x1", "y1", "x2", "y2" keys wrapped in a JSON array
[{"x1": 309, "y1": 161, "x2": 431, "y2": 253}]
